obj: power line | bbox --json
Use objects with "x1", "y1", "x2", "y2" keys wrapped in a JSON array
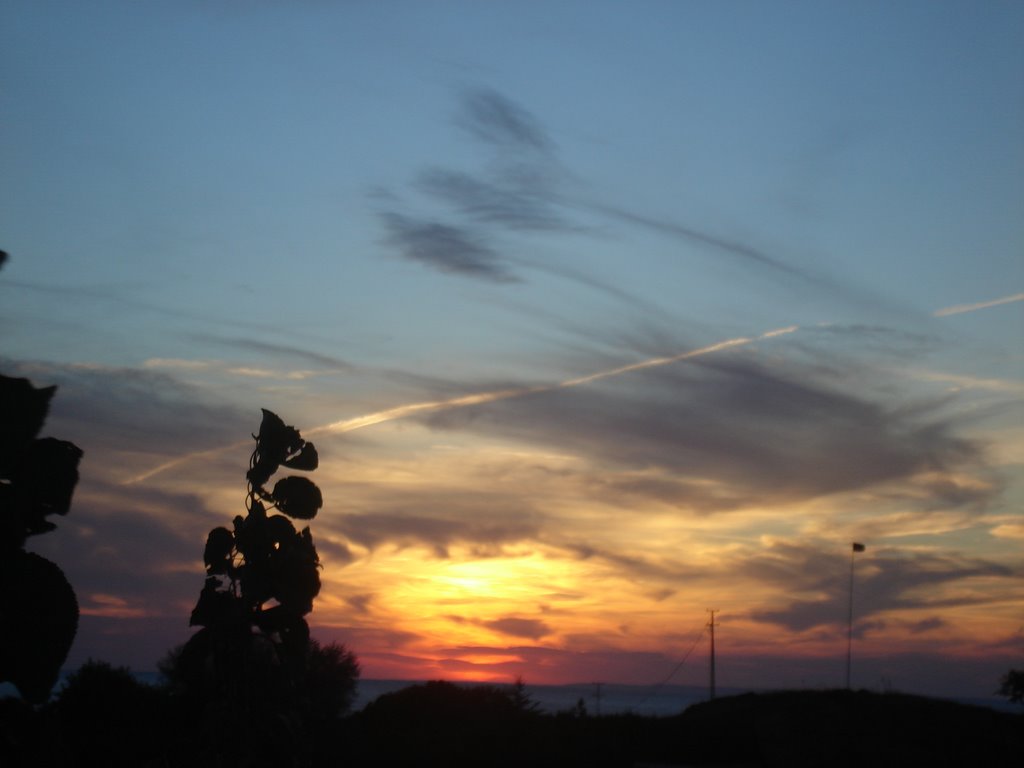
[{"x1": 631, "y1": 620, "x2": 707, "y2": 710}]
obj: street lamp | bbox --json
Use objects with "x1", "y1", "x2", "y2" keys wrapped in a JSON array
[{"x1": 845, "y1": 542, "x2": 866, "y2": 689}]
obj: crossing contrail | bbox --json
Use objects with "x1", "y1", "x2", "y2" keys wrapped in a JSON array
[{"x1": 122, "y1": 325, "x2": 799, "y2": 485}]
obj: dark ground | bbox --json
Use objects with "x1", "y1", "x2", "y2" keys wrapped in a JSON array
[{"x1": 2, "y1": 682, "x2": 1021, "y2": 767}]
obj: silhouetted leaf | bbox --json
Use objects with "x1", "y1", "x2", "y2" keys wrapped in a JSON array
[
  {"x1": 0, "y1": 551, "x2": 78, "y2": 704},
  {"x1": 246, "y1": 409, "x2": 305, "y2": 489},
  {"x1": 256, "y1": 606, "x2": 310, "y2": 658},
  {"x1": 203, "y1": 527, "x2": 235, "y2": 574},
  {"x1": 239, "y1": 562, "x2": 273, "y2": 608},
  {"x1": 272, "y1": 542, "x2": 321, "y2": 615},
  {"x1": 266, "y1": 514, "x2": 297, "y2": 548},
  {"x1": 190, "y1": 576, "x2": 235, "y2": 628},
  {"x1": 271, "y1": 476, "x2": 322, "y2": 520},
  {"x1": 7, "y1": 437, "x2": 83, "y2": 544},
  {"x1": 0, "y1": 376, "x2": 56, "y2": 478},
  {"x1": 281, "y1": 441, "x2": 318, "y2": 471}
]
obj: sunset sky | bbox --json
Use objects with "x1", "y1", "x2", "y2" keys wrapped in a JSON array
[{"x1": 2, "y1": 1, "x2": 1022, "y2": 699}]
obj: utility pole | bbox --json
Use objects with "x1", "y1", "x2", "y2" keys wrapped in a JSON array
[
  {"x1": 846, "y1": 542, "x2": 866, "y2": 689},
  {"x1": 593, "y1": 682, "x2": 603, "y2": 717},
  {"x1": 707, "y1": 609, "x2": 719, "y2": 700}
]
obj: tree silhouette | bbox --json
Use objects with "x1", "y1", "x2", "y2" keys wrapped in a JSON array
[
  {"x1": 0, "y1": 374, "x2": 83, "y2": 704},
  {"x1": 51, "y1": 659, "x2": 170, "y2": 766},
  {"x1": 997, "y1": 668, "x2": 1023, "y2": 705}
]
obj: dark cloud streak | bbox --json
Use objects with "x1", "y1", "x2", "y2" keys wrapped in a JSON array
[
  {"x1": 334, "y1": 502, "x2": 540, "y2": 559},
  {"x1": 417, "y1": 167, "x2": 568, "y2": 232},
  {"x1": 742, "y1": 542, "x2": 1018, "y2": 632},
  {"x1": 588, "y1": 201, "x2": 811, "y2": 280},
  {"x1": 457, "y1": 88, "x2": 552, "y2": 152},
  {"x1": 417, "y1": 352, "x2": 984, "y2": 510},
  {"x1": 189, "y1": 334, "x2": 353, "y2": 370},
  {"x1": 383, "y1": 86, "x2": 836, "y2": 296},
  {"x1": 380, "y1": 212, "x2": 520, "y2": 283}
]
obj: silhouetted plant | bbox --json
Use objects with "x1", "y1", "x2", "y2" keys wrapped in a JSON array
[
  {"x1": 176, "y1": 410, "x2": 334, "y2": 766},
  {"x1": 0, "y1": 374, "x2": 83, "y2": 704},
  {"x1": 997, "y1": 668, "x2": 1023, "y2": 705}
]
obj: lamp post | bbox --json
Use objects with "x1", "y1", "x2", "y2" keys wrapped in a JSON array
[{"x1": 845, "y1": 542, "x2": 866, "y2": 689}]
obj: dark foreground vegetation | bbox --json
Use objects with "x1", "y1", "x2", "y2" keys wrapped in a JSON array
[{"x1": 1, "y1": 675, "x2": 1021, "y2": 767}]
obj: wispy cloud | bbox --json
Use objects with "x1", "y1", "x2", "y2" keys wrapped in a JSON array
[
  {"x1": 742, "y1": 540, "x2": 1018, "y2": 633},
  {"x1": 380, "y1": 212, "x2": 520, "y2": 283},
  {"x1": 448, "y1": 614, "x2": 553, "y2": 640},
  {"x1": 2, "y1": 357, "x2": 248, "y2": 460},
  {"x1": 933, "y1": 292, "x2": 1024, "y2": 317},
  {"x1": 144, "y1": 357, "x2": 325, "y2": 381},
  {"x1": 586, "y1": 202, "x2": 807, "y2": 278},
  {"x1": 315, "y1": 326, "x2": 796, "y2": 435},
  {"x1": 457, "y1": 88, "x2": 553, "y2": 152},
  {"x1": 334, "y1": 503, "x2": 540, "y2": 559},
  {"x1": 125, "y1": 326, "x2": 797, "y2": 484},
  {"x1": 416, "y1": 342, "x2": 982, "y2": 509},
  {"x1": 416, "y1": 168, "x2": 568, "y2": 232},
  {"x1": 188, "y1": 334, "x2": 353, "y2": 371},
  {"x1": 381, "y1": 86, "x2": 830, "y2": 293},
  {"x1": 905, "y1": 368, "x2": 1024, "y2": 395}
]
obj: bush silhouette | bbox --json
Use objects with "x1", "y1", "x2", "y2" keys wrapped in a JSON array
[{"x1": 50, "y1": 660, "x2": 170, "y2": 767}]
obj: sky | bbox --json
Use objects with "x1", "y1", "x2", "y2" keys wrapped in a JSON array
[{"x1": 2, "y1": 1, "x2": 1022, "y2": 700}]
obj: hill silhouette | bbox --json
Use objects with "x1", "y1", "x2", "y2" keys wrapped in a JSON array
[
  {"x1": 333, "y1": 684, "x2": 1021, "y2": 767},
  {"x1": 672, "y1": 689, "x2": 1022, "y2": 767}
]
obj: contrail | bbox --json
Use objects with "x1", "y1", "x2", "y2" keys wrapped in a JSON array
[
  {"x1": 122, "y1": 440, "x2": 251, "y2": 486},
  {"x1": 932, "y1": 292, "x2": 1024, "y2": 317},
  {"x1": 308, "y1": 386, "x2": 545, "y2": 435},
  {"x1": 123, "y1": 325, "x2": 798, "y2": 485}
]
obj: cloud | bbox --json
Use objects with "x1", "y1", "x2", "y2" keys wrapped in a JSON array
[
  {"x1": 560, "y1": 540, "x2": 703, "y2": 584},
  {"x1": 27, "y1": 482, "x2": 213, "y2": 619},
  {"x1": 332, "y1": 496, "x2": 541, "y2": 559},
  {"x1": 417, "y1": 350, "x2": 984, "y2": 510},
  {"x1": 457, "y1": 88, "x2": 552, "y2": 152},
  {"x1": 380, "y1": 212, "x2": 520, "y2": 283},
  {"x1": 2, "y1": 357, "x2": 249, "y2": 460},
  {"x1": 907, "y1": 617, "x2": 946, "y2": 634},
  {"x1": 906, "y1": 368, "x2": 1024, "y2": 396},
  {"x1": 381, "y1": 85, "x2": 854, "y2": 302},
  {"x1": 990, "y1": 521, "x2": 1024, "y2": 540},
  {"x1": 417, "y1": 168, "x2": 567, "y2": 232},
  {"x1": 588, "y1": 202, "x2": 807, "y2": 278},
  {"x1": 344, "y1": 593, "x2": 375, "y2": 614},
  {"x1": 143, "y1": 358, "x2": 324, "y2": 381},
  {"x1": 188, "y1": 334, "x2": 353, "y2": 371},
  {"x1": 0, "y1": 278, "x2": 284, "y2": 335},
  {"x1": 448, "y1": 615, "x2": 553, "y2": 640},
  {"x1": 742, "y1": 541, "x2": 1018, "y2": 633},
  {"x1": 317, "y1": 327, "x2": 795, "y2": 442},
  {"x1": 933, "y1": 291, "x2": 1024, "y2": 317},
  {"x1": 377, "y1": 89, "x2": 563, "y2": 283},
  {"x1": 316, "y1": 536, "x2": 356, "y2": 565}
]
